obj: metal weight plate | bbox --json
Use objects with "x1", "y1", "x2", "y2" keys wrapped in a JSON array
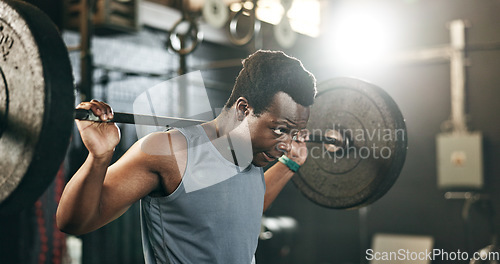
[
  {"x1": 203, "y1": 0, "x2": 229, "y2": 28},
  {"x1": 168, "y1": 17, "x2": 203, "y2": 56},
  {"x1": 226, "y1": 6, "x2": 259, "y2": 46},
  {"x1": 293, "y1": 78, "x2": 407, "y2": 209},
  {"x1": 0, "y1": 0, "x2": 74, "y2": 214}
]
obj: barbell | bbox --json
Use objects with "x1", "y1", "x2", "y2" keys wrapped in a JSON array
[
  {"x1": 73, "y1": 109, "x2": 344, "y2": 146},
  {"x1": 0, "y1": 0, "x2": 407, "y2": 214}
]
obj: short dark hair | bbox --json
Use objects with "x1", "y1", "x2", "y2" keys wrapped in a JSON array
[{"x1": 224, "y1": 50, "x2": 317, "y2": 115}]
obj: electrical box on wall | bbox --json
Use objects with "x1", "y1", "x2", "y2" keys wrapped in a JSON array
[{"x1": 436, "y1": 132, "x2": 483, "y2": 189}]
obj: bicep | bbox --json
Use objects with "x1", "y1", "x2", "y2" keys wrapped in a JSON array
[
  {"x1": 94, "y1": 130, "x2": 187, "y2": 226},
  {"x1": 97, "y1": 140, "x2": 160, "y2": 224}
]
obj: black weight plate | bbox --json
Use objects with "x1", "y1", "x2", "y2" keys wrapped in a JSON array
[
  {"x1": 0, "y1": 0, "x2": 74, "y2": 214},
  {"x1": 293, "y1": 78, "x2": 407, "y2": 209}
]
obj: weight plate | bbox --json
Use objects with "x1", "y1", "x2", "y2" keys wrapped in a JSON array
[
  {"x1": 226, "y1": 7, "x2": 258, "y2": 46},
  {"x1": 0, "y1": 0, "x2": 74, "y2": 214},
  {"x1": 274, "y1": 17, "x2": 297, "y2": 49},
  {"x1": 168, "y1": 17, "x2": 203, "y2": 56},
  {"x1": 293, "y1": 78, "x2": 407, "y2": 209},
  {"x1": 203, "y1": 0, "x2": 228, "y2": 28}
]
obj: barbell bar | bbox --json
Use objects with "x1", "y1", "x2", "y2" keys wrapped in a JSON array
[{"x1": 73, "y1": 109, "x2": 344, "y2": 146}]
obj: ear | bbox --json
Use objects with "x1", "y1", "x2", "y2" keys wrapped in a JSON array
[{"x1": 235, "y1": 97, "x2": 251, "y2": 120}]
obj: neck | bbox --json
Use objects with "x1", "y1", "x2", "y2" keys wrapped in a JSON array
[
  {"x1": 201, "y1": 107, "x2": 249, "y2": 167},
  {"x1": 209, "y1": 107, "x2": 241, "y2": 139}
]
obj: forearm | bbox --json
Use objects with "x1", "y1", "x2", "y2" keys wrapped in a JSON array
[
  {"x1": 56, "y1": 153, "x2": 113, "y2": 235},
  {"x1": 263, "y1": 162, "x2": 295, "y2": 211}
]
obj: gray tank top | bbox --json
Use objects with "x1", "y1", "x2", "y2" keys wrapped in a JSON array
[{"x1": 140, "y1": 125, "x2": 265, "y2": 264}]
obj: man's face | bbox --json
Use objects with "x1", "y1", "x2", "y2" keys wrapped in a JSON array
[{"x1": 247, "y1": 92, "x2": 310, "y2": 167}]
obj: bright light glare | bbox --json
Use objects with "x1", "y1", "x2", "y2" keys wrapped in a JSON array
[
  {"x1": 330, "y1": 7, "x2": 395, "y2": 68},
  {"x1": 288, "y1": 0, "x2": 321, "y2": 37},
  {"x1": 256, "y1": 0, "x2": 321, "y2": 37},
  {"x1": 256, "y1": 0, "x2": 284, "y2": 25}
]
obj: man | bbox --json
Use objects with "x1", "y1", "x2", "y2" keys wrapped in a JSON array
[{"x1": 57, "y1": 50, "x2": 317, "y2": 263}]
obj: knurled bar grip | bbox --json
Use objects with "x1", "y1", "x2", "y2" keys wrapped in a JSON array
[{"x1": 74, "y1": 109, "x2": 206, "y2": 127}]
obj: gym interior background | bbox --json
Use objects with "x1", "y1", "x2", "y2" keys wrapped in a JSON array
[{"x1": 1, "y1": 0, "x2": 500, "y2": 263}]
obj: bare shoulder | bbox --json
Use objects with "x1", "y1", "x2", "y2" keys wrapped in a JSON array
[
  {"x1": 140, "y1": 129, "x2": 187, "y2": 157},
  {"x1": 136, "y1": 129, "x2": 189, "y2": 194},
  {"x1": 108, "y1": 129, "x2": 187, "y2": 178}
]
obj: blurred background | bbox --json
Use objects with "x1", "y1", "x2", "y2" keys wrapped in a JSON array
[{"x1": 1, "y1": 0, "x2": 500, "y2": 263}]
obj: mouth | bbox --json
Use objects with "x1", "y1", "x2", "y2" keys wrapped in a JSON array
[{"x1": 262, "y1": 151, "x2": 279, "y2": 162}]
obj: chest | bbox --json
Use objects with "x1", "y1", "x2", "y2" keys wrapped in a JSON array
[{"x1": 172, "y1": 170, "x2": 265, "y2": 231}]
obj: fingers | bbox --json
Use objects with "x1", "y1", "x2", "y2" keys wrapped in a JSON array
[
  {"x1": 289, "y1": 140, "x2": 308, "y2": 165},
  {"x1": 76, "y1": 100, "x2": 114, "y2": 121},
  {"x1": 293, "y1": 129, "x2": 310, "y2": 143},
  {"x1": 275, "y1": 140, "x2": 308, "y2": 165},
  {"x1": 291, "y1": 140, "x2": 307, "y2": 155},
  {"x1": 89, "y1": 100, "x2": 114, "y2": 121}
]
